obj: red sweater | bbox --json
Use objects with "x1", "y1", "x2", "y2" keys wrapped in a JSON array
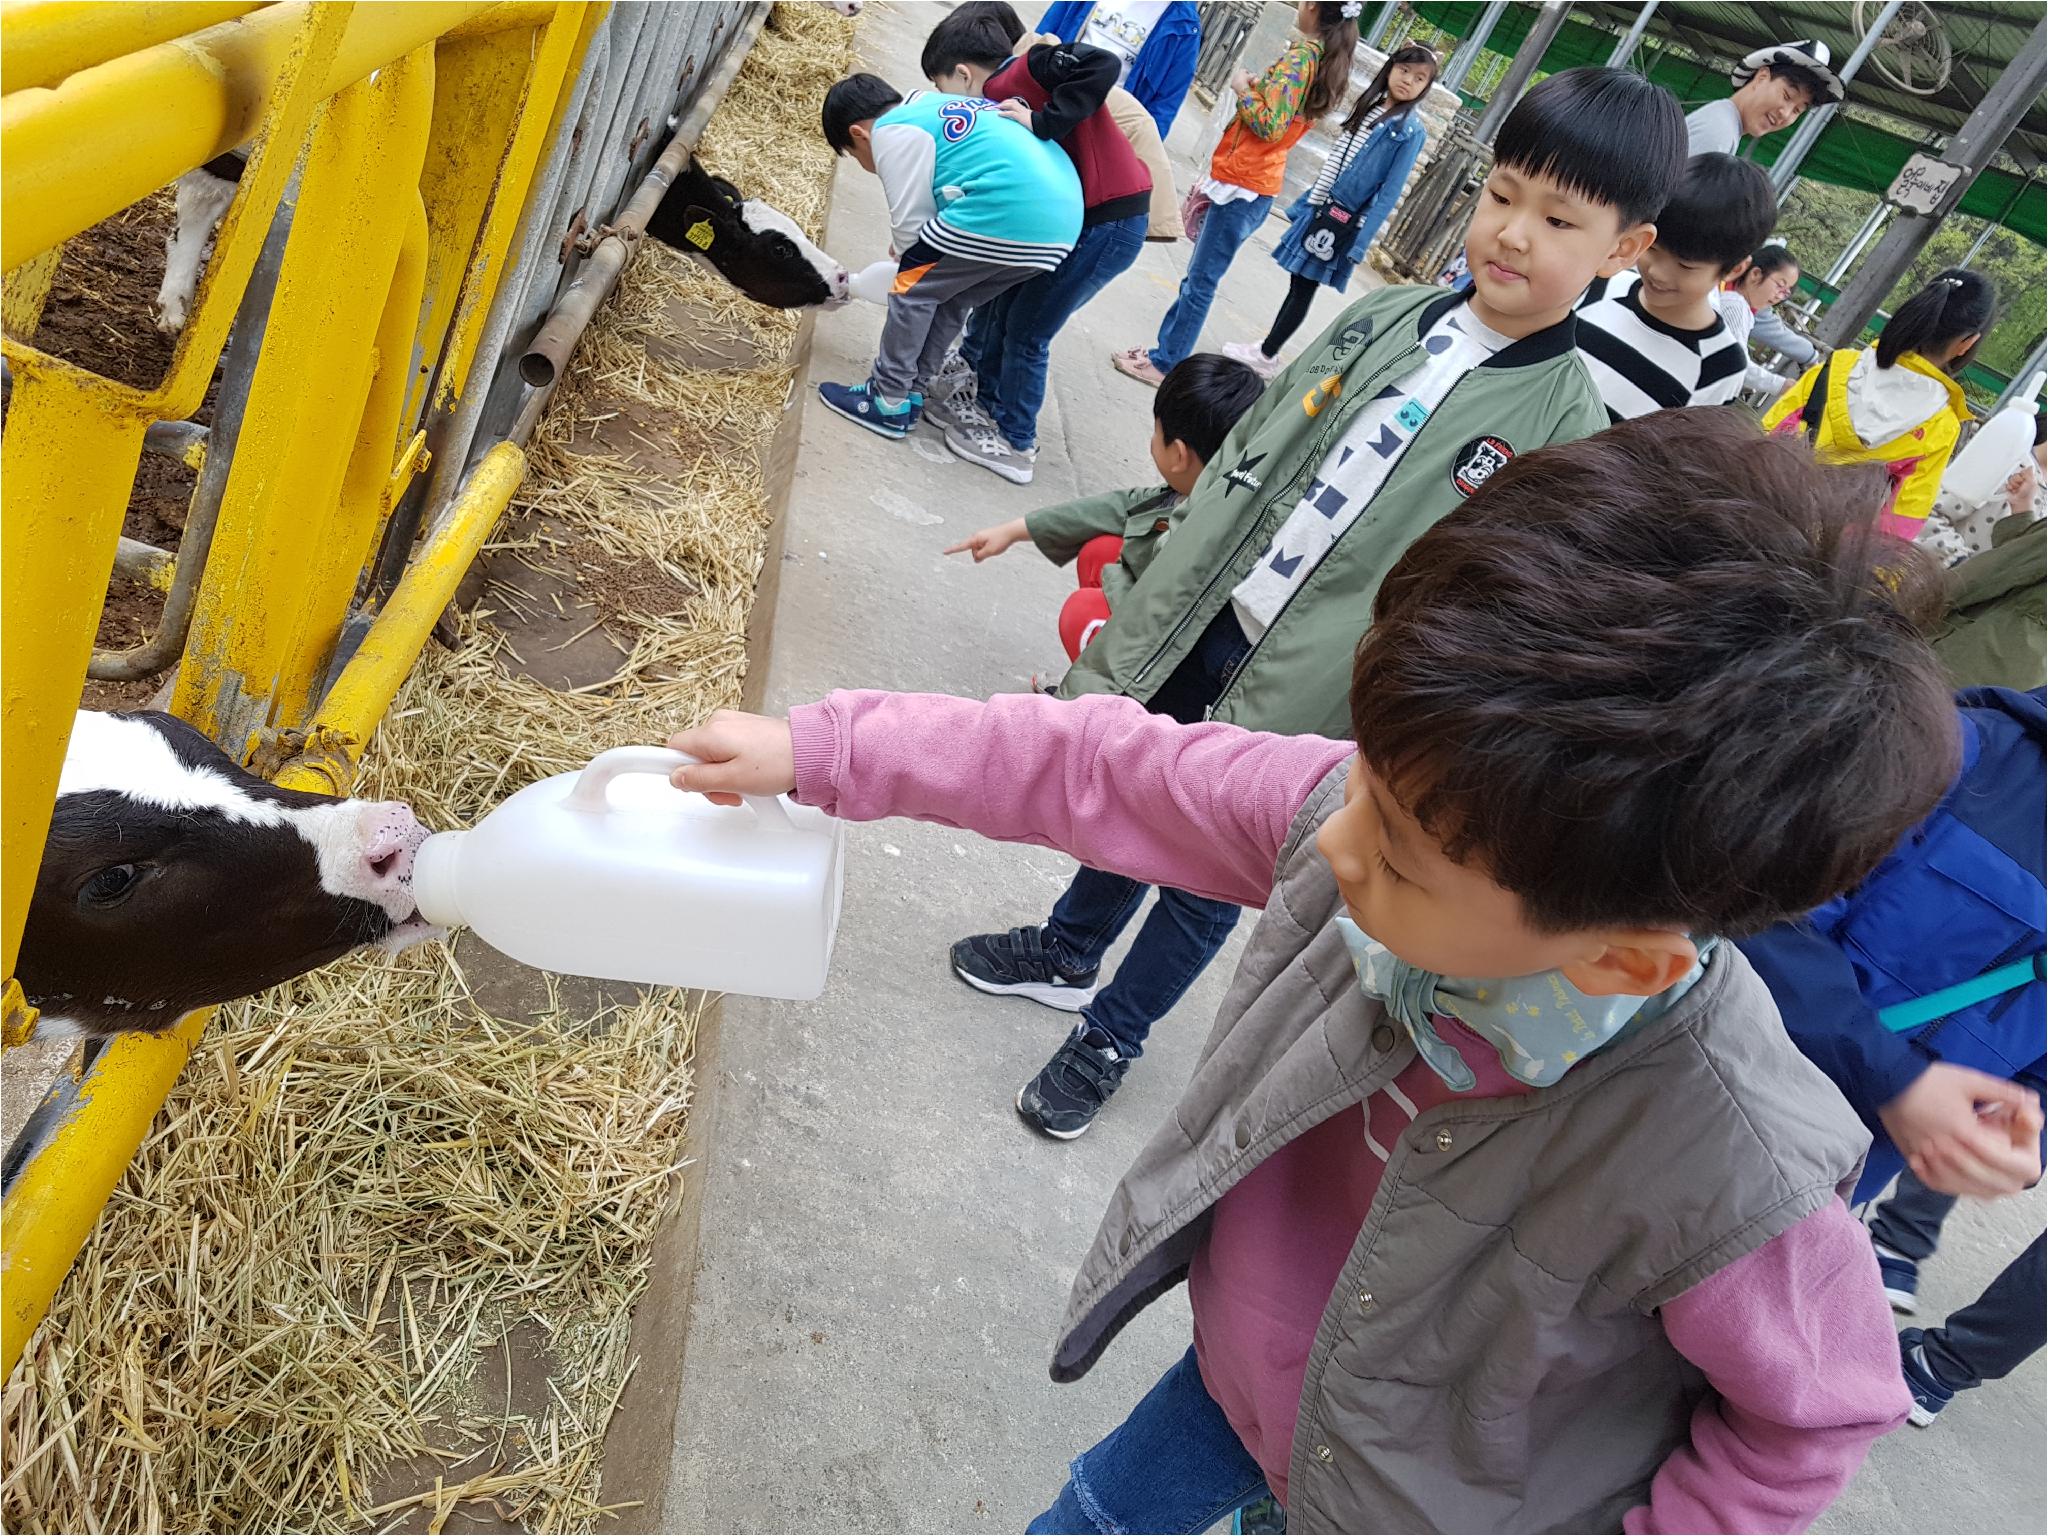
[{"x1": 988, "y1": 42, "x2": 1151, "y2": 228}]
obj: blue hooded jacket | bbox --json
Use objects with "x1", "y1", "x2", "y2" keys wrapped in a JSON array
[
  {"x1": 1038, "y1": 2, "x2": 1201, "y2": 139},
  {"x1": 1739, "y1": 687, "x2": 2046, "y2": 1201}
]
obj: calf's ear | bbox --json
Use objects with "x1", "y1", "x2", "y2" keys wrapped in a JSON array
[{"x1": 689, "y1": 155, "x2": 744, "y2": 209}]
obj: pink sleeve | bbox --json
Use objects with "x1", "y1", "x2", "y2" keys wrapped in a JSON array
[
  {"x1": 787, "y1": 690, "x2": 1352, "y2": 908},
  {"x1": 1626, "y1": 1199, "x2": 1911, "y2": 1535}
]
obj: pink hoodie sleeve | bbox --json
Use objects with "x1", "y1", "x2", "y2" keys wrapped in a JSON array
[
  {"x1": 787, "y1": 690, "x2": 1353, "y2": 909},
  {"x1": 1626, "y1": 1199, "x2": 1911, "y2": 1534}
]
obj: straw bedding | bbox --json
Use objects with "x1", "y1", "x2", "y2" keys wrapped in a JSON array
[{"x1": 1, "y1": 4, "x2": 855, "y2": 1530}]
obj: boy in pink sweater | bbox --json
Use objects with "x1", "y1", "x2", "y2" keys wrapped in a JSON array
[{"x1": 666, "y1": 411, "x2": 1950, "y2": 1532}]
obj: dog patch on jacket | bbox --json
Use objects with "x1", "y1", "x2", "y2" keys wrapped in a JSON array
[{"x1": 1451, "y1": 435, "x2": 1514, "y2": 496}]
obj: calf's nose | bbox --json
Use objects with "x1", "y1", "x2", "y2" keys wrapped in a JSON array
[{"x1": 358, "y1": 802, "x2": 429, "y2": 893}]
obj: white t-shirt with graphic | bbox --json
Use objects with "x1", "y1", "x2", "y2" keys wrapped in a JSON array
[
  {"x1": 1083, "y1": 0, "x2": 1171, "y2": 85},
  {"x1": 1231, "y1": 308, "x2": 1511, "y2": 640}
]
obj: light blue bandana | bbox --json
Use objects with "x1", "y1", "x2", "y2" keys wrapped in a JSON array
[{"x1": 1334, "y1": 915, "x2": 1711, "y2": 1091}]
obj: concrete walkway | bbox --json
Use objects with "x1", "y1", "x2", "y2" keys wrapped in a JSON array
[{"x1": 660, "y1": 6, "x2": 2044, "y2": 1531}]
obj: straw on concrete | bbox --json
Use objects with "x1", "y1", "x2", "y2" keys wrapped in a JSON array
[{"x1": 1, "y1": 5, "x2": 855, "y2": 1530}]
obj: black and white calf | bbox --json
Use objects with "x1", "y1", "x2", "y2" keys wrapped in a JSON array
[
  {"x1": 155, "y1": 151, "x2": 246, "y2": 333},
  {"x1": 645, "y1": 154, "x2": 851, "y2": 310},
  {"x1": 159, "y1": 147, "x2": 849, "y2": 322},
  {"x1": 17, "y1": 711, "x2": 437, "y2": 1039}
]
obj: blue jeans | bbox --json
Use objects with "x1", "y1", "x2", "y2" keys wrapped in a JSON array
[
  {"x1": 1029, "y1": 1347, "x2": 1270, "y2": 1534},
  {"x1": 965, "y1": 214, "x2": 1147, "y2": 451},
  {"x1": 1045, "y1": 611, "x2": 1252, "y2": 1060},
  {"x1": 1148, "y1": 194, "x2": 1272, "y2": 373}
]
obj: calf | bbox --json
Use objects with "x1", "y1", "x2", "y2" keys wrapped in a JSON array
[
  {"x1": 17, "y1": 710, "x2": 437, "y2": 1040},
  {"x1": 155, "y1": 150, "x2": 246, "y2": 333},
  {"x1": 645, "y1": 153, "x2": 851, "y2": 309}
]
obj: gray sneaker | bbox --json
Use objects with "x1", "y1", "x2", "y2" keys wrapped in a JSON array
[
  {"x1": 922, "y1": 392, "x2": 993, "y2": 435},
  {"x1": 929, "y1": 348, "x2": 978, "y2": 407},
  {"x1": 944, "y1": 419, "x2": 1036, "y2": 484}
]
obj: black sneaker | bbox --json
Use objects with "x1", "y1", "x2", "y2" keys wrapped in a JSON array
[
  {"x1": 950, "y1": 925, "x2": 1099, "y2": 1012},
  {"x1": 1017, "y1": 1025, "x2": 1129, "y2": 1139}
]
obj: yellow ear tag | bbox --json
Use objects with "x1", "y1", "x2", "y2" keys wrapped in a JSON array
[{"x1": 686, "y1": 219, "x2": 716, "y2": 250}]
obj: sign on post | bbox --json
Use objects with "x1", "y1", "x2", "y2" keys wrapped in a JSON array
[{"x1": 1887, "y1": 153, "x2": 1963, "y2": 215}]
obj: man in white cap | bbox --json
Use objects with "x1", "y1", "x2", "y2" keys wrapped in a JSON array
[{"x1": 1685, "y1": 38, "x2": 1845, "y2": 156}]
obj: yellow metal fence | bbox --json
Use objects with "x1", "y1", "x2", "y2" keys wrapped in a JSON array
[{"x1": 0, "y1": 0, "x2": 757, "y2": 1377}]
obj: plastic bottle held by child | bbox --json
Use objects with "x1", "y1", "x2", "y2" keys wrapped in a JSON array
[
  {"x1": 409, "y1": 748, "x2": 845, "y2": 998},
  {"x1": 1944, "y1": 388, "x2": 2043, "y2": 505}
]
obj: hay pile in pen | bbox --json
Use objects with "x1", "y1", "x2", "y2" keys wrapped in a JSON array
[{"x1": 0, "y1": 5, "x2": 855, "y2": 1531}]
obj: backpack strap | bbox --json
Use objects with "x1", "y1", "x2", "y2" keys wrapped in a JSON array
[{"x1": 1801, "y1": 354, "x2": 1834, "y2": 446}]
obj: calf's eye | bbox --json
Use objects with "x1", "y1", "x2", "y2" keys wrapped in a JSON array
[{"x1": 80, "y1": 863, "x2": 142, "y2": 908}]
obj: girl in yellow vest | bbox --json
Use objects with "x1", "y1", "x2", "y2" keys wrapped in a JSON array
[{"x1": 1765, "y1": 268, "x2": 1995, "y2": 541}]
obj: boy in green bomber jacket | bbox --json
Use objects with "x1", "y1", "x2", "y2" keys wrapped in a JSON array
[
  {"x1": 948, "y1": 67, "x2": 1690, "y2": 1141},
  {"x1": 947, "y1": 354, "x2": 1266, "y2": 664}
]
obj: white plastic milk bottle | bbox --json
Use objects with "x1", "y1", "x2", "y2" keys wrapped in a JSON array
[
  {"x1": 410, "y1": 747, "x2": 845, "y2": 998},
  {"x1": 1943, "y1": 385, "x2": 2043, "y2": 506}
]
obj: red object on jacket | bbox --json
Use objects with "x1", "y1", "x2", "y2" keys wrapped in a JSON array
[{"x1": 988, "y1": 44, "x2": 1152, "y2": 227}]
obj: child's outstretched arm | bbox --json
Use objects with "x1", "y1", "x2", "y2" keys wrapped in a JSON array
[
  {"x1": 1626, "y1": 1203, "x2": 1912, "y2": 1534},
  {"x1": 944, "y1": 518, "x2": 1031, "y2": 562},
  {"x1": 870, "y1": 120, "x2": 938, "y2": 257},
  {"x1": 668, "y1": 691, "x2": 1350, "y2": 907}
]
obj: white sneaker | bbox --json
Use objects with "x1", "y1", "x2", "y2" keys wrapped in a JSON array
[
  {"x1": 944, "y1": 420, "x2": 1036, "y2": 484},
  {"x1": 1222, "y1": 339, "x2": 1284, "y2": 381}
]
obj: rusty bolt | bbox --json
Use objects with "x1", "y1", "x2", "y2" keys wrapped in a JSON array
[
  {"x1": 629, "y1": 116, "x2": 652, "y2": 159},
  {"x1": 560, "y1": 208, "x2": 588, "y2": 265}
]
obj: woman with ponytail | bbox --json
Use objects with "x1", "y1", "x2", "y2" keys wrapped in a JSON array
[
  {"x1": 1112, "y1": 1, "x2": 1361, "y2": 386},
  {"x1": 1223, "y1": 42, "x2": 1438, "y2": 379},
  {"x1": 1765, "y1": 267, "x2": 1995, "y2": 540}
]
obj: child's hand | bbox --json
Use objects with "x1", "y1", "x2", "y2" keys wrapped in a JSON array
[
  {"x1": 1879, "y1": 1062, "x2": 2045, "y2": 1198},
  {"x1": 944, "y1": 517, "x2": 1030, "y2": 562},
  {"x1": 995, "y1": 97, "x2": 1035, "y2": 129},
  {"x1": 1229, "y1": 67, "x2": 1255, "y2": 96},
  {"x1": 666, "y1": 711, "x2": 795, "y2": 807}
]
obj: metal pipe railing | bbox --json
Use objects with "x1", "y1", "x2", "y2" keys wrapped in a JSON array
[
  {"x1": 87, "y1": 176, "x2": 294, "y2": 681},
  {"x1": 518, "y1": 2, "x2": 769, "y2": 391}
]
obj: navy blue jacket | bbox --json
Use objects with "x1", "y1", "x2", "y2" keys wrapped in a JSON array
[
  {"x1": 1740, "y1": 687, "x2": 2046, "y2": 1201},
  {"x1": 1038, "y1": 1, "x2": 1201, "y2": 139}
]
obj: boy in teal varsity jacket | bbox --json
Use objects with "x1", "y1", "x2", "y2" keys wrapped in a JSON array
[
  {"x1": 949, "y1": 68, "x2": 1689, "y2": 1141},
  {"x1": 817, "y1": 74, "x2": 1082, "y2": 439}
]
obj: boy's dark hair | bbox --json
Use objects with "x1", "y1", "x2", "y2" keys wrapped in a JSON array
[
  {"x1": 1493, "y1": 67, "x2": 1686, "y2": 227},
  {"x1": 921, "y1": 5, "x2": 1016, "y2": 78},
  {"x1": 1655, "y1": 153, "x2": 1778, "y2": 272},
  {"x1": 951, "y1": 0, "x2": 1026, "y2": 45},
  {"x1": 1876, "y1": 267, "x2": 1996, "y2": 372},
  {"x1": 1760, "y1": 60, "x2": 1831, "y2": 107},
  {"x1": 822, "y1": 73, "x2": 904, "y2": 154},
  {"x1": 1154, "y1": 354, "x2": 1265, "y2": 464},
  {"x1": 1351, "y1": 408, "x2": 1959, "y2": 938}
]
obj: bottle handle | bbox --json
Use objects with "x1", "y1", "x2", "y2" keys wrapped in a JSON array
[{"x1": 566, "y1": 746, "x2": 796, "y2": 830}]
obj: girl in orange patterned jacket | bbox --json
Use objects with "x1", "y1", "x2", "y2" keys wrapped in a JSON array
[{"x1": 1110, "y1": 1, "x2": 1359, "y2": 387}]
